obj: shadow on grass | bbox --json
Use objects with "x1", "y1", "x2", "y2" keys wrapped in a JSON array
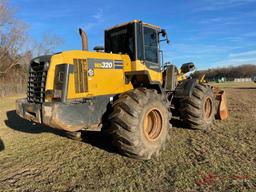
[
  {"x1": 5, "y1": 110, "x2": 67, "y2": 137},
  {"x1": 5, "y1": 110, "x2": 116, "y2": 154},
  {"x1": 0, "y1": 137, "x2": 4, "y2": 152},
  {"x1": 81, "y1": 131, "x2": 117, "y2": 154},
  {"x1": 170, "y1": 118, "x2": 193, "y2": 130}
]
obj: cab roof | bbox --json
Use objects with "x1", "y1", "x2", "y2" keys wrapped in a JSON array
[{"x1": 105, "y1": 20, "x2": 160, "y2": 31}]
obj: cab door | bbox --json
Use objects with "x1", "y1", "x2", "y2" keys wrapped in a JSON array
[{"x1": 143, "y1": 26, "x2": 160, "y2": 72}]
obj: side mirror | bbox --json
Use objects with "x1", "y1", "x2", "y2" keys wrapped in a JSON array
[
  {"x1": 181, "y1": 62, "x2": 195, "y2": 73},
  {"x1": 161, "y1": 29, "x2": 167, "y2": 37},
  {"x1": 159, "y1": 29, "x2": 170, "y2": 44}
]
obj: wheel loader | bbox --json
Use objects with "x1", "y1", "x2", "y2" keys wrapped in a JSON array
[{"x1": 16, "y1": 20, "x2": 228, "y2": 160}]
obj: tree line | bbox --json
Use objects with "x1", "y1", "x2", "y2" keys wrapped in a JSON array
[
  {"x1": 192, "y1": 64, "x2": 256, "y2": 81},
  {"x1": 0, "y1": 0, "x2": 63, "y2": 96}
]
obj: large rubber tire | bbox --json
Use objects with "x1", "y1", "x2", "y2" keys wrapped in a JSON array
[
  {"x1": 109, "y1": 88, "x2": 171, "y2": 160},
  {"x1": 0, "y1": 137, "x2": 4, "y2": 151},
  {"x1": 179, "y1": 83, "x2": 215, "y2": 130}
]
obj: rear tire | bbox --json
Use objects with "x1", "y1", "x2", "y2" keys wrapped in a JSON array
[
  {"x1": 0, "y1": 137, "x2": 4, "y2": 151},
  {"x1": 109, "y1": 88, "x2": 171, "y2": 160},
  {"x1": 179, "y1": 83, "x2": 215, "y2": 130}
]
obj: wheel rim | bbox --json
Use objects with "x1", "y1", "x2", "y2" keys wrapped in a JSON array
[
  {"x1": 204, "y1": 97, "x2": 213, "y2": 120},
  {"x1": 143, "y1": 108, "x2": 163, "y2": 142}
]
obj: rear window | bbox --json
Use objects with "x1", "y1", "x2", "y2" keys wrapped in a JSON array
[{"x1": 105, "y1": 24, "x2": 135, "y2": 61}]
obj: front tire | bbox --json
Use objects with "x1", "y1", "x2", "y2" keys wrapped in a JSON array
[
  {"x1": 109, "y1": 88, "x2": 171, "y2": 160},
  {"x1": 179, "y1": 83, "x2": 215, "y2": 130}
]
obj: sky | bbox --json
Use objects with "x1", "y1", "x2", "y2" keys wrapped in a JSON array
[{"x1": 10, "y1": 0, "x2": 256, "y2": 69}]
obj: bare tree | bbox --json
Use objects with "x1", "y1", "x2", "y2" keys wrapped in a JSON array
[
  {"x1": 0, "y1": 0, "x2": 11, "y2": 25},
  {"x1": 0, "y1": 0, "x2": 63, "y2": 76},
  {"x1": 0, "y1": 0, "x2": 63, "y2": 96},
  {"x1": 31, "y1": 34, "x2": 64, "y2": 57},
  {"x1": 0, "y1": 0, "x2": 28, "y2": 75}
]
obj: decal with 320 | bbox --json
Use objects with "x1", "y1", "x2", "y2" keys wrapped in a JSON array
[
  {"x1": 95, "y1": 61, "x2": 113, "y2": 69},
  {"x1": 87, "y1": 59, "x2": 124, "y2": 70}
]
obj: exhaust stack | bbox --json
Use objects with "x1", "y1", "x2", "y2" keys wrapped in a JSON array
[{"x1": 79, "y1": 28, "x2": 88, "y2": 51}]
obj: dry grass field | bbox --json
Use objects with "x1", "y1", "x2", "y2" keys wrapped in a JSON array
[{"x1": 0, "y1": 82, "x2": 255, "y2": 192}]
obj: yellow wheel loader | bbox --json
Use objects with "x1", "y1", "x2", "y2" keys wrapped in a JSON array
[{"x1": 16, "y1": 20, "x2": 228, "y2": 160}]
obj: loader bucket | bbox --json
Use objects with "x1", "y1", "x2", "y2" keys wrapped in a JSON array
[{"x1": 212, "y1": 86, "x2": 229, "y2": 120}]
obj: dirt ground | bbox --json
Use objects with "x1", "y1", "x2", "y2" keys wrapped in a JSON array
[{"x1": 0, "y1": 82, "x2": 255, "y2": 192}]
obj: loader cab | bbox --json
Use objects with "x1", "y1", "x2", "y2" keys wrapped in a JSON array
[{"x1": 105, "y1": 20, "x2": 165, "y2": 71}]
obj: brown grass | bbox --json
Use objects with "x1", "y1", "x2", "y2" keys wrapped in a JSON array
[
  {"x1": 0, "y1": 82, "x2": 255, "y2": 191},
  {"x1": 0, "y1": 70, "x2": 27, "y2": 97}
]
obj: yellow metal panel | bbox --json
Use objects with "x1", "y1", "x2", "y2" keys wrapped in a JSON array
[
  {"x1": 45, "y1": 54, "x2": 63, "y2": 90},
  {"x1": 73, "y1": 59, "x2": 88, "y2": 93},
  {"x1": 131, "y1": 60, "x2": 163, "y2": 83},
  {"x1": 45, "y1": 50, "x2": 133, "y2": 100},
  {"x1": 45, "y1": 51, "x2": 162, "y2": 101}
]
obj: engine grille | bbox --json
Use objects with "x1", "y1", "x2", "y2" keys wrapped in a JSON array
[{"x1": 27, "y1": 57, "x2": 50, "y2": 104}]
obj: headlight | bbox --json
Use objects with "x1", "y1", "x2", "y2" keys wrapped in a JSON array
[
  {"x1": 44, "y1": 62, "x2": 50, "y2": 71},
  {"x1": 45, "y1": 89, "x2": 62, "y2": 101},
  {"x1": 45, "y1": 90, "x2": 54, "y2": 101},
  {"x1": 53, "y1": 90, "x2": 62, "y2": 98}
]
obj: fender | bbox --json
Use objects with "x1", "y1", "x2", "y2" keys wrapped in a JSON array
[
  {"x1": 125, "y1": 70, "x2": 163, "y2": 93},
  {"x1": 173, "y1": 79, "x2": 197, "y2": 99}
]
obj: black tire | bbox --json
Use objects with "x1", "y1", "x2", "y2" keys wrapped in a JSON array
[
  {"x1": 0, "y1": 137, "x2": 4, "y2": 151},
  {"x1": 109, "y1": 88, "x2": 171, "y2": 160},
  {"x1": 179, "y1": 83, "x2": 215, "y2": 130}
]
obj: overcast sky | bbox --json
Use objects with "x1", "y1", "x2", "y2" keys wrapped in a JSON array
[{"x1": 10, "y1": 0, "x2": 256, "y2": 69}]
